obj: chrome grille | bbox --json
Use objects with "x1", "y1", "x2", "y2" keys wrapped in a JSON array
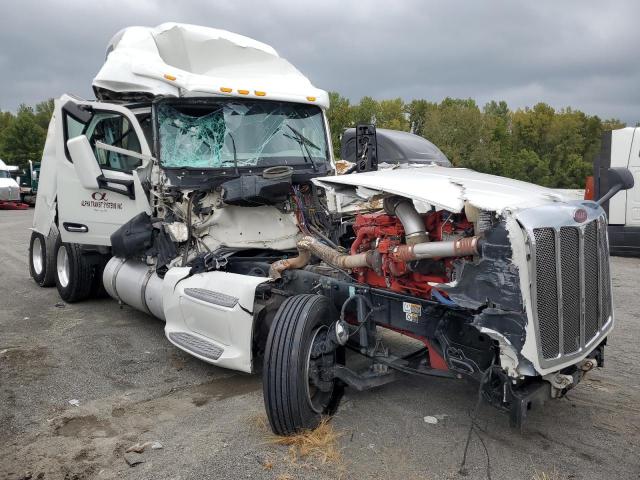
[
  {"x1": 532, "y1": 216, "x2": 612, "y2": 363},
  {"x1": 559, "y1": 227, "x2": 580, "y2": 353},
  {"x1": 533, "y1": 228, "x2": 559, "y2": 359}
]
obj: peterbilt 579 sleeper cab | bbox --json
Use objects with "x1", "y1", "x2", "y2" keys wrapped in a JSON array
[{"x1": 28, "y1": 23, "x2": 634, "y2": 434}]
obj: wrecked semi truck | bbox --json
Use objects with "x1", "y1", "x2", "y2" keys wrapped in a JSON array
[{"x1": 29, "y1": 23, "x2": 634, "y2": 434}]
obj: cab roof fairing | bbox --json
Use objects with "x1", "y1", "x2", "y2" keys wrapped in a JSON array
[{"x1": 92, "y1": 23, "x2": 329, "y2": 109}]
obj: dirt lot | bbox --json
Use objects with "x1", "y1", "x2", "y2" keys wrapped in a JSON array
[{"x1": 1, "y1": 209, "x2": 639, "y2": 480}]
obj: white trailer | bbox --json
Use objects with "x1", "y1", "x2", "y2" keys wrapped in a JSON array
[{"x1": 593, "y1": 127, "x2": 640, "y2": 256}]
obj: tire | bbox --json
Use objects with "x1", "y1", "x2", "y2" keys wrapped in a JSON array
[
  {"x1": 28, "y1": 226, "x2": 57, "y2": 287},
  {"x1": 263, "y1": 294, "x2": 344, "y2": 436},
  {"x1": 90, "y1": 254, "x2": 110, "y2": 298},
  {"x1": 53, "y1": 237, "x2": 94, "y2": 303}
]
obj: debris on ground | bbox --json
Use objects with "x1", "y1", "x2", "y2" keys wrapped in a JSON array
[
  {"x1": 54, "y1": 303, "x2": 65, "y2": 308},
  {"x1": 424, "y1": 414, "x2": 448, "y2": 424},
  {"x1": 125, "y1": 440, "x2": 164, "y2": 453},
  {"x1": 124, "y1": 452, "x2": 145, "y2": 467},
  {"x1": 68, "y1": 399, "x2": 80, "y2": 407}
]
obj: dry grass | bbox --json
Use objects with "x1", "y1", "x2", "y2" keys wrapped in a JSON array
[
  {"x1": 532, "y1": 468, "x2": 562, "y2": 480},
  {"x1": 251, "y1": 412, "x2": 270, "y2": 431},
  {"x1": 268, "y1": 418, "x2": 343, "y2": 465}
]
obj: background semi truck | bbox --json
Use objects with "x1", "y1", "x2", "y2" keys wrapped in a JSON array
[
  {"x1": 27, "y1": 23, "x2": 634, "y2": 435},
  {"x1": 589, "y1": 127, "x2": 640, "y2": 256}
]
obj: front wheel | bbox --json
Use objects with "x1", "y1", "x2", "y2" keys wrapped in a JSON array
[{"x1": 263, "y1": 294, "x2": 344, "y2": 436}]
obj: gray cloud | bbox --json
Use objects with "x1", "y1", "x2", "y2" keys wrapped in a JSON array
[{"x1": 1, "y1": 0, "x2": 639, "y2": 124}]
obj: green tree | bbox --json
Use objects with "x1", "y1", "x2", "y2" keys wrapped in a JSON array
[
  {"x1": 0, "y1": 110, "x2": 14, "y2": 137},
  {"x1": 376, "y1": 98, "x2": 409, "y2": 131},
  {"x1": 326, "y1": 92, "x2": 353, "y2": 155},
  {"x1": 352, "y1": 96, "x2": 379, "y2": 125},
  {"x1": 406, "y1": 99, "x2": 435, "y2": 134},
  {"x1": 35, "y1": 99, "x2": 55, "y2": 130},
  {"x1": 420, "y1": 98, "x2": 483, "y2": 167},
  {"x1": 0, "y1": 104, "x2": 46, "y2": 169}
]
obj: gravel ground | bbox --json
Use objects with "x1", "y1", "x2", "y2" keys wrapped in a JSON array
[{"x1": 1, "y1": 209, "x2": 639, "y2": 480}]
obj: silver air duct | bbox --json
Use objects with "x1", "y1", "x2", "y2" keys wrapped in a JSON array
[
  {"x1": 384, "y1": 196, "x2": 429, "y2": 245},
  {"x1": 103, "y1": 257, "x2": 165, "y2": 320}
]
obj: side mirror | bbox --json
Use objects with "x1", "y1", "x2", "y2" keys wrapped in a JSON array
[
  {"x1": 597, "y1": 167, "x2": 635, "y2": 206},
  {"x1": 67, "y1": 135, "x2": 102, "y2": 189}
]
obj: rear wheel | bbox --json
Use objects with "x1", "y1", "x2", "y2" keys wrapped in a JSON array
[
  {"x1": 263, "y1": 294, "x2": 344, "y2": 436},
  {"x1": 29, "y1": 226, "x2": 57, "y2": 287},
  {"x1": 54, "y1": 237, "x2": 94, "y2": 303}
]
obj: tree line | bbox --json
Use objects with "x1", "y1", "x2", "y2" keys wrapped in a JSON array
[
  {"x1": 327, "y1": 93, "x2": 626, "y2": 188},
  {"x1": 1, "y1": 95, "x2": 627, "y2": 189},
  {"x1": 0, "y1": 100, "x2": 53, "y2": 169}
]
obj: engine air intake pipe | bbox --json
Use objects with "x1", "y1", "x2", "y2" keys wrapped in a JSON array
[
  {"x1": 391, "y1": 236, "x2": 480, "y2": 262},
  {"x1": 269, "y1": 235, "x2": 481, "y2": 278},
  {"x1": 384, "y1": 196, "x2": 429, "y2": 245}
]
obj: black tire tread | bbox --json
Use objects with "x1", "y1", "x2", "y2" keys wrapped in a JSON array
[
  {"x1": 263, "y1": 294, "x2": 341, "y2": 436},
  {"x1": 54, "y1": 240, "x2": 94, "y2": 303},
  {"x1": 28, "y1": 227, "x2": 57, "y2": 288}
]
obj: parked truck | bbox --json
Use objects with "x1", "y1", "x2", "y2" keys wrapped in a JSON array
[
  {"x1": 28, "y1": 23, "x2": 634, "y2": 434},
  {"x1": 16, "y1": 160, "x2": 40, "y2": 206},
  {"x1": 587, "y1": 127, "x2": 640, "y2": 256},
  {"x1": 0, "y1": 159, "x2": 28, "y2": 209}
]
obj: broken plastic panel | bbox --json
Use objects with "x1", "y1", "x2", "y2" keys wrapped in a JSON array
[{"x1": 158, "y1": 100, "x2": 328, "y2": 169}]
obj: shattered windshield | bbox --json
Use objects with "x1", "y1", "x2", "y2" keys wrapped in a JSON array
[{"x1": 157, "y1": 99, "x2": 329, "y2": 169}]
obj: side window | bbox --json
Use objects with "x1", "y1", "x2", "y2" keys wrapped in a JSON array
[
  {"x1": 63, "y1": 112, "x2": 89, "y2": 162},
  {"x1": 85, "y1": 113, "x2": 143, "y2": 172}
]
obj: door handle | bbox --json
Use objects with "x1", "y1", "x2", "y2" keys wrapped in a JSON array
[{"x1": 63, "y1": 222, "x2": 89, "y2": 233}]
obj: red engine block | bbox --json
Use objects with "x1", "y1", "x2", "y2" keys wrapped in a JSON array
[{"x1": 350, "y1": 211, "x2": 472, "y2": 299}]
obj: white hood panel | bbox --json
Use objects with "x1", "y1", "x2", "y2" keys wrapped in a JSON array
[{"x1": 313, "y1": 165, "x2": 569, "y2": 213}]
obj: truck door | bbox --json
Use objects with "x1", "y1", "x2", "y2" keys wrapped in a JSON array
[{"x1": 57, "y1": 97, "x2": 151, "y2": 245}]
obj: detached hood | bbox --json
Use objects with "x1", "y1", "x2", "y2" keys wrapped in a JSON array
[{"x1": 313, "y1": 165, "x2": 569, "y2": 213}]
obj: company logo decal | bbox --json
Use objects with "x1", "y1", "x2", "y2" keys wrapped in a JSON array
[{"x1": 81, "y1": 191, "x2": 123, "y2": 210}]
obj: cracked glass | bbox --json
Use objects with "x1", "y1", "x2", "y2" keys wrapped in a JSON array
[{"x1": 158, "y1": 100, "x2": 329, "y2": 169}]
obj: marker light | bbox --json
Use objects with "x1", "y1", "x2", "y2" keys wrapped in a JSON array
[
  {"x1": 254, "y1": 91, "x2": 266, "y2": 96},
  {"x1": 164, "y1": 74, "x2": 177, "y2": 81},
  {"x1": 306, "y1": 96, "x2": 316, "y2": 102},
  {"x1": 238, "y1": 89, "x2": 250, "y2": 95},
  {"x1": 220, "y1": 87, "x2": 232, "y2": 93}
]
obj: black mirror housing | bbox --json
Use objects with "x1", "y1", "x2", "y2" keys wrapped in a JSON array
[
  {"x1": 598, "y1": 167, "x2": 635, "y2": 206},
  {"x1": 608, "y1": 167, "x2": 635, "y2": 191}
]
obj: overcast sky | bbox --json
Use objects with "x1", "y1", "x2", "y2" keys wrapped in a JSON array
[{"x1": 1, "y1": 0, "x2": 639, "y2": 124}]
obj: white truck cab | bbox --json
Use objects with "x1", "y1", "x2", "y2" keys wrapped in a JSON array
[{"x1": 29, "y1": 23, "x2": 634, "y2": 436}]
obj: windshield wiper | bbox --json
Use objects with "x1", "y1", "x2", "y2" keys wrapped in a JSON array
[{"x1": 283, "y1": 125, "x2": 319, "y2": 172}]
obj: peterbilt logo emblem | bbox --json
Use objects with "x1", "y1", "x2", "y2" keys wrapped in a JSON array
[
  {"x1": 574, "y1": 208, "x2": 587, "y2": 223},
  {"x1": 91, "y1": 192, "x2": 107, "y2": 201}
]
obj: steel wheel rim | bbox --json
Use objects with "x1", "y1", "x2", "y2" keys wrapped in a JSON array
[
  {"x1": 305, "y1": 326, "x2": 334, "y2": 414},
  {"x1": 32, "y1": 237, "x2": 44, "y2": 275},
  {"x1": 56, "y1": 246, "x2": 70, "y2": 288}
]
